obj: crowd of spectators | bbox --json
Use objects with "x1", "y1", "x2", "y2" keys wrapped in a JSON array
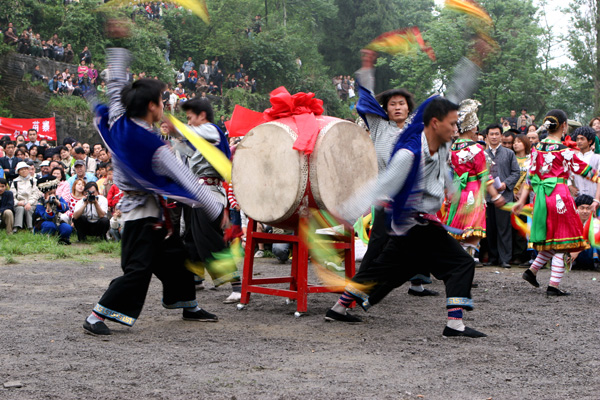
[
  {"x1": 168, "y1": 57, "x2": 257, "y2": 113},
  {"x1": 332, "y1": 75, "x2": 356, "y2": 101},
  {"x1": 0, "y1": 132, "x2": 119, "y2": 245}
]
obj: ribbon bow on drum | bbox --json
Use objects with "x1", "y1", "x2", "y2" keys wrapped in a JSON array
[{"x1": 228, "y1": 87, "x2": 378, "y2": 228}]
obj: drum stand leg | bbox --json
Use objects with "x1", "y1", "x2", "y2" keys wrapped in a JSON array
[{"x1": 240, "y1": 218, "x2": 256, "y2": 307}]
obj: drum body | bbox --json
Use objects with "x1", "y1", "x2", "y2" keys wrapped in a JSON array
[{"x1": 232, "y1": 116, "x2": 377, "y2": 229}]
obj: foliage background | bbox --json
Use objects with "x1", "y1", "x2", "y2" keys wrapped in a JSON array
[{"x1": 0, "y1": 0, "x2": 598, "y2": 124}]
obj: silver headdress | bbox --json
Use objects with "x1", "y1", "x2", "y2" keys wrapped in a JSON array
[{"x1": 457, "y1": 99, "x2": 481, "y2": 133}]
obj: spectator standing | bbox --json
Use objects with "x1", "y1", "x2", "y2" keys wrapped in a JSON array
[
  {"x1": 484, "y1": 124, "x2": 521, "y2": 268},
  {"x1": 571, "y1": 126, "x2": 600, "y2": 198},
  {"x1": 79, "y1": 46, "x2": 92, "y2": 64},
  {"x1": 0, "y1": 178, "x2": 15, "y2": 235},
  {"x1": 88, "y1": 63, "x2": 98, "y2": 86},
  {"x1": 26, "y1": 129, "x2": 40, "y2": 149},
  {"x1": 506, "y1": 110, "x2": 518, "y2": 129},
  {"x1": 0, "y1": 142, "x2": 18, "y2": 182},
  {"x1": 182, "y1": 56, "x2": 195, "y2": 75},
  {"x1": 199, "y1": 59, "x2": 210, "y2": 82},
  {"x1": 517, "y1": 108, "x2": 533, "y2": 128},
  {"x1": 72, "y1": 146, "x2": 97, "y2": 176}
]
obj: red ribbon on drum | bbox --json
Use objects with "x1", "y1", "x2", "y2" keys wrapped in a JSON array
[{"x1": 225, "y1": 86, "x2": 324, "y2": 154}]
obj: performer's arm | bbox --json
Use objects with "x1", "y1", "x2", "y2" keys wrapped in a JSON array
[
  {"x1": 152, "y1": 145, "x2": 222, "y2": 221},
  {"x1": 189, "y1": 124, "x2": 220, "y2": 143},
  {"x1": 337, "y1": 148, "x2": 415, "y2": 222},
  {"x1": 106, "y1": 47, "x2": 131, "y2": 126}
]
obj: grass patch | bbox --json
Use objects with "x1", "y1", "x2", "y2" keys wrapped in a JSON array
[
  {"x1": 0, "y1": 230, "x2": 120, "y2": 264},
  {"x1": 4, "y1": 255, "x2": 17, "y2": 264},
  {"x1": 45, "y1": 94, "x2": 90, "y2": 114}
]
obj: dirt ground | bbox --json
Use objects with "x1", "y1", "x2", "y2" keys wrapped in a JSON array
[{"x1": 1, "y1": 254, "x2": 599, "y2": 400}]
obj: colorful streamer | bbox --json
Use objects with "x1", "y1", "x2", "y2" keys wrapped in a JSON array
[
  {"x1": 167, "y1": 115, "x2": 232, "y2": 182},
  {"x1": 101, "y1": 0, "x2": 210, "y2": 24},
  {"x1": 444, "y1": 0, "x2": 493, "y2": 25},
  {"x1": 501, "y1": 202, "x2": 533, "y2": 218},
  {"x1": 511, "y1": 215, "x2": 530, "y2": 238},
  {"x1": 302, "y1": 209, "x2": 373, "y2": 292},
  {"x1": 584, "y1": 216, "x2": 600, "y2": 248},
  {"x1": 365, "y1": 27, "x2": 436, "y2": 61}
]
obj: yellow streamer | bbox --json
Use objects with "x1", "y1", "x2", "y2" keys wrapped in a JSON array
[{"x1": 167, "y1": 115, "x2": 232, "y2": 182}]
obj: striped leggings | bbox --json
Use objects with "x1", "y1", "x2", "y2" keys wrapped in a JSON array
[{"x1": 530, "y1": 250, "x2": 565, "y2": 286}]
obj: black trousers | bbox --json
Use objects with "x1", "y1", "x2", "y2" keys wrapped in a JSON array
[
  {"x1": 184, "y1": 207, "x2": 239, "y2": 286},
  {"x1": 73, "y1": 215, "x2": 109, "y2": 241},
  {"x1": 94, "y1": 217, "x2": 196, "y2": 326},
  {"x1": 351, "y1": 223, "x2": 475, "y2": 309},
  {"x1": 358, "y1": 206, "x2": 430, "y2": 285},
  {"x1": 486, "y1": 202, "x2": 512, "y2": 264}
]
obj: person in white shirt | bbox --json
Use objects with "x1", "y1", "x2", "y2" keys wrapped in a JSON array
[
  {"x1": 72, "y1": 181, "x2": 109, "y2": 241},
  {"x1": 571, "y1": 126, "x2": 600, "y2": 198}
]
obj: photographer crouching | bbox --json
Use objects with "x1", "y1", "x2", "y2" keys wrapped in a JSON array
[
  {"x1": 34, "y1": 176, "x2": 73, "y2": 245},
  {"x1": 72, "y1": 181, "x2": 109, "y2": 242}
]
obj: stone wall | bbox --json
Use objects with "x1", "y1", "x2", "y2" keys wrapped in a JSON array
[{"x1": 0, "y1": 52, "x2": 100, "y2": 145}]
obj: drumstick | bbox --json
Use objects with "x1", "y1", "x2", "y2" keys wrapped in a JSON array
[{"x1": 168, "y1": 115, "x2": 232, "y2": 182}]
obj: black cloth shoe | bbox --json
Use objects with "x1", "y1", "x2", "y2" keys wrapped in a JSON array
[
  {"x1": 546, "y1": 286, "x2": 570, "y2": 296},
  {"x1": 483, "y1": 260, "x2": 498, "y2": 266},
  {"x1": 500, "y1": 262, "x2": 511, "y2": 269},
  {"x1": 182, "y1": 308, "x2": 218, "y2": 322},
  {"x1": 83, "y1": 319, "x2": 111, "y2": 336},
  {"x1": 324, "y1": 309, "x2": 362, "y2": 323},
  {"x1": 408, "y1": 288, "x2": 439, "y2": 297},
  {"x1": 442, "y1": 326, "x2": 487, "y2": 338},
  {"x1": 58, "y1": 238, "x2": 71, "y2": 245},
  {"x1": 522, "y1": 269, "x2": 540, "y2": 287}
]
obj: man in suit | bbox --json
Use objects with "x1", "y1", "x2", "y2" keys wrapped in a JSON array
[
  {"x1": 485, "y1": 124, "x2": 521, "y2": 268},
  {"x1": 0, "y1": 141, "x2": 18, "y2": 183}
]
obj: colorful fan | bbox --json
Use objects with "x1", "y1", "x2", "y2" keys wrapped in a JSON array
[
  {"x1": 444, "y1": 0, "x2": 492, "y2": 25},
  {"x1": 365, "y1": 27, "x2": 436, "y2": 61}
]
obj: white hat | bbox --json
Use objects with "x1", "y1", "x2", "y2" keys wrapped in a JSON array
[
  {"x1": 40, "y1": 160, "x2": 51, "y2": 167},
  {"x1": 15, "y1": 161, "x2": 29, "y2": 172}
]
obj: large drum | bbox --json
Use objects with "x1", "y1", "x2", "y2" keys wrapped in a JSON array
[{"x1": 232, "y1": 116, "x2": 378, "y2": 228}]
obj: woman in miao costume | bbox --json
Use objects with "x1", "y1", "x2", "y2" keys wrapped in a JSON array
[
  {"x1": 445, "y1": 99, "x2": 504, "y2": 259},
  {"x1": 512, "y1": 110, "x2": 600, "y2": 296}
]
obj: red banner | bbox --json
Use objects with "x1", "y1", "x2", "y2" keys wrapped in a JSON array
[{"x1": 0, "y1": 117, "x2": 57, "y2": 141}]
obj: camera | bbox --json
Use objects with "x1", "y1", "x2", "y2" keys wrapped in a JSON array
[
  {"x1": 87, "y1": 193, "x2": 96, "y2": 203},
  {"x1": 48, "y1": 196, "x2": 56, "y2": 204}
]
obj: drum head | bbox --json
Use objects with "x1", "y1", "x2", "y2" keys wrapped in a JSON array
[
  {"x1": 232, "y1": 121, "x2": 308, "y2": 225},
  {"x1": 310, "y1": 120, "x2": 377, "y2": 211}
]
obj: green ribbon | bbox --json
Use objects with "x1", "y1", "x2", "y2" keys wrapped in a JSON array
[
  {"x1": 530, "y1": 175, "x2": 565, "y2": 243},
  {"x1": 447, "y1": 172, "x2": 477, "y2": 225}
]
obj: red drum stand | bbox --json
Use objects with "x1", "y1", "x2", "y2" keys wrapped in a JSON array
[{"x1": 238, "y1": 217, "x2": 355, "y2": 316}]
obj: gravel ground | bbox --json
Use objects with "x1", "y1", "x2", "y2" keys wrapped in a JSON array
[{"x1": 1, "y1": 256, "x2": 599, "y2": 399}]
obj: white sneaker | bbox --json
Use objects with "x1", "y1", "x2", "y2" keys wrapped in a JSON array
[
  {"x1": 223, "y1": 292, "x2": 242, "y2": 304},
  {"x1": 254, "y1": 250, "x2": 264, "y2": 258}
]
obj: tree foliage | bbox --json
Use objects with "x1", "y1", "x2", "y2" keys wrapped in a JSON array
[{"x1": 0, "y1": 0, "x2": 596, "y2": 123}]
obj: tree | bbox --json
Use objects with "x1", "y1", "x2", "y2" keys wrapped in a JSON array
[{"x1": 565, "y1": 0, "x2": 599, "y2": 119}]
